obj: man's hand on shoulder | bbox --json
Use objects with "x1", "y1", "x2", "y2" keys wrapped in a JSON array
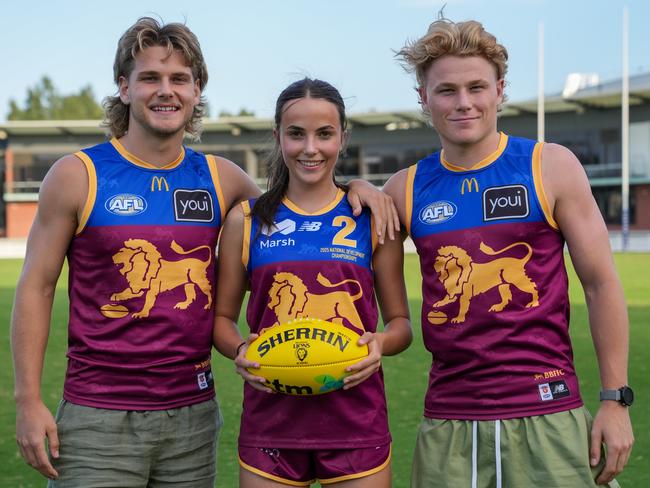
[{"x1": 347, "y1": 178, "x2": 400, "y2": 244}]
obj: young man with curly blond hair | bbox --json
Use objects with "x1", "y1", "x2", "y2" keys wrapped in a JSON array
[
  {"x1": 11, "y1": 17, "x2": 396, "y2": 487},
  {"x1": 384, "y1": 17, "x2": 634, "y2": 487}
]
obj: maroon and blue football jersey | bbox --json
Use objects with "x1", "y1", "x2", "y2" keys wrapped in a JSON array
[
  {"x1": 407, "y1": 133, "x2": 583, "y2": 420},
  {"x1": 238, "y1": 190, "x2": 391, "y2": 449},
  {"x1": 64, "y1": 138, "x2": 224, "y2": 410}
]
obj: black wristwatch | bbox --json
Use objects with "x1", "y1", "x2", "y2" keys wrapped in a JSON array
[{"x1": 599, "y1": 386, "x2": 634, "y2": 406}]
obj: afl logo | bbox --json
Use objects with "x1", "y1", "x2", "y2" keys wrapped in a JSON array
[
  {"x1": 419, "y1": 201, "x2": 456, "y2": 225},
  {"x1": 105, "y1": 194, "x2": 147, "y2": 216}
]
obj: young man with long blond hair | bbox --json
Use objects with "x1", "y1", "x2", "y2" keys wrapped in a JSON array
[{"x1": 11, "y1": 17, "x2": 396, "y2": 487}]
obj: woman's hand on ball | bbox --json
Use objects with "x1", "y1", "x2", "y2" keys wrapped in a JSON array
[
  {"x1": 343, "y1": 332, "x2": 384, "y2": 389},
  {"x1": 234, "y1": 334, "x2": 274, "y2": 393}
]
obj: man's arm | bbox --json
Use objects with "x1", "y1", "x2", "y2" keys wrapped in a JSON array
[
  {"x1": 542, "y1": 143, "x2": 634, "y2": 484},
  {"x1": 214, "y1": 156, "x2": 262, "y2": 212},
  {"x1": 212, "y1": 204, "x2": 271, "y2": 392},
  {"x1": 11, "y1": 154, "x2": 86, "y2": 480},
  {"x1": 212, "y1": 204, "x2": 248, "y2": 359}
]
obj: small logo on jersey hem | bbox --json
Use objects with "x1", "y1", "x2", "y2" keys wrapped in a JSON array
[
  {"x1": 174, "y1": 189, "x2": 214, "y2": 222},
  {"x1": 419, "y1": 201, "x2": 457, "y2": 225},
  {"x1": 538, "y1": 379, "x2": 570, "y2": 401},
  {"x1": 483, "y1": 185, "x2": 529, "y2": 221},
  {"x1": 197, "y1": 370, "x2": 214, "y2": 390},
  {"x1": 105, "y1": 194, "x2": 147, "y2": 216}
]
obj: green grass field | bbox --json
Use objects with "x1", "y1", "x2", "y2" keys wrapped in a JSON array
[{"x1": 1, "y1": 254, "x2": 648, "y2": 487}]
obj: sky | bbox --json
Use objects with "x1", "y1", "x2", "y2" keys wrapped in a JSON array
[{"x1": 2, "y1": 0, "x2": 649, "y2": 122}]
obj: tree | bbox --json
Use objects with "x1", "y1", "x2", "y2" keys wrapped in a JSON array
[{"x1": 8, "y1": 76, "x2": 104, "y2": 120}]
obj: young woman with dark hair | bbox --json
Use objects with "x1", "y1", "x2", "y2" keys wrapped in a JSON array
[{"x1": 214, "y1": 78, "x2": 411, "y2": 488}]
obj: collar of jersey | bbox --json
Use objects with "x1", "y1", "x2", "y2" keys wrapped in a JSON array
[
  {"x1": 282, "y1": 188, "x2": 345, "y2": 215},
  {"x1": 110, "y1": 138, "x2": 185, "y2": 170},
  {"x1": 440, "y1": 132, "x2": 508, "y2": 172}
]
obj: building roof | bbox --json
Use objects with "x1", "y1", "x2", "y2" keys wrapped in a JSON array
[
  {"x1": 504, "y1": 72, "x2": 650, "y2": 114},
  {"x1": 2, "y1": 72, "x2": 649, "y2": 138},
  {"x1": 0, "y1": 113, "x2": 430, "y2": 138}
]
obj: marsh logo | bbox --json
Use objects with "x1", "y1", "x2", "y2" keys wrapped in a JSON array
[
  {"x1": 174, "y1": 189, "x2": 214, "y2": 222},
  {"x1": 419, "y1": 201, "x2": 457, "y2": 225},
  {"x1": 483, "y1": 185, "x2": 529, "y2": 221},
  {"x1": 105, "y1": 194, "x2": 147, "y2": 216},
  {"x1": 261, "y1": 219, "x2": 296, "y2": 237}
]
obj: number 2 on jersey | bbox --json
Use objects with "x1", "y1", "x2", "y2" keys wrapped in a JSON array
[{"x1": 332, "y1": 216, "x2": 357, "y2": 247}]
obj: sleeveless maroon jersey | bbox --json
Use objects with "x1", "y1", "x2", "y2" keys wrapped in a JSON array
[
  {"x1": 64, "y1": 139, "x2": 224, "y2": 410},
  {"x1": 407, "y1": 134, "x2": 583, "y2": 420},
  {"x1": 238, "y1": 191, "x2": 391, "y2": 449}
]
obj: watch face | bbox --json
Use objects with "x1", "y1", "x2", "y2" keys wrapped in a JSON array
[{"x1": 621, "y1": 386, "x2": 634, "y2": 406}]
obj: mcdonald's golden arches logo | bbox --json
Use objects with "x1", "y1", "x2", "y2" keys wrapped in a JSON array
[
  {"x1": 151, "y1": 176, "x2": 169, "y2": 192},
  {"x1": 461, "y1": 177, "x2": 479, "y2": 195}
]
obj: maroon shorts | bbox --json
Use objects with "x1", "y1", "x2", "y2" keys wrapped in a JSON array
[{"x1": 239, "y1": 443, "x2": 391, "y2": 485}]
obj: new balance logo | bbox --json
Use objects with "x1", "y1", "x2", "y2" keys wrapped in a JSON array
[{"x1": 299, "y1": 221, "x2": 322, "y2": 232}]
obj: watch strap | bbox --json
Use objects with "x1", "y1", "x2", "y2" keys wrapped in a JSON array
[{"x1": 599, "y1": 389, "x2": 621, "y2": 401}]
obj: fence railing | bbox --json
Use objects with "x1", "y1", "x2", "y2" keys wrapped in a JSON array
[{"x1": 584, "y1": 162, "x2": 650, "y2": 179}]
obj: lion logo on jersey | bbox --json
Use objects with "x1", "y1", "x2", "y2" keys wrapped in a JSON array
[
  {"x1": 107, "y1": 239, "x2": 212, "y2": 318},
  {"x1": 267, "y1": 272, "x2": 365, "y2": 331},
  {"x1": 430, "y1": 241, "x2": 539, "y2": 324}
]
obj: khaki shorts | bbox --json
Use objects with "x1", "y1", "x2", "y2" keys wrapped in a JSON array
[
  {"x1": 48, "y1": 398, "x2": 223, "y2": 488},
  {"x1": 411, "y1": 407, "x2": 619, "y2": 488}
]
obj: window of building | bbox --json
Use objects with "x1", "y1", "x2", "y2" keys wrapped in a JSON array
[
  {"x1": 631, "y1": 121, "x2": 650, "y2": 179},
  {"x1": 10, "y1": 153, "x2": 63, "y2": 194},
  {"x1": 338, "y1": 146, "x2": 360, "y2": 178},
  {"x1": 217, "y1": 150, "x2": 246, "y2": 170},
  {"x1": 549, "y1": 128, "x2": 623, "y2": 178},
  {"x1": 600, "y1": 128, "x2": 621, "y2": 166},
  {"x1": 363, "y1": 143, "x2": 439, "y2": 185},
  {"x1": 592, "y1": 186, "x2": 636, "y2": 225}
]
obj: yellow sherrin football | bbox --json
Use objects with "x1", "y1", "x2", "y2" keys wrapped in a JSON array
[{"x1": 245, "y1": 317, "x2": 369, "y2": 395}]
